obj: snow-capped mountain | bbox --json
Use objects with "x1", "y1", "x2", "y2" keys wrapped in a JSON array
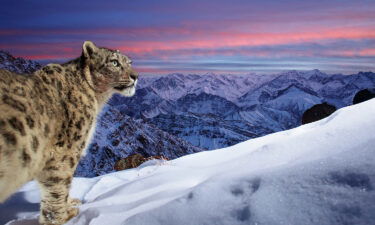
[
  {"x1": 114, "y1": 70, "x2": 375, "y2": 149},
  {"x1": 0, "y1": 51, "x2": 41, "y2": 74},
  {"x1": 75, "y1": 106, "x2": 202, "y2": 177},
  {"x1": 3, "y1": 99, "x2": 375, "y2": 225}
]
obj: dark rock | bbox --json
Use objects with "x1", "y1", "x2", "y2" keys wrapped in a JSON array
[
  {"x1": 352, "y1": 89, "x2": 375, "y2": 105},
  {"x1": 301, "y1": 103, "x2": 337, "y2": 125}
]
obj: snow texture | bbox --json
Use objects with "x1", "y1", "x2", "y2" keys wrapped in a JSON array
[{"x1": 1, "y1": 99, "x2": 375, "y2": 225}]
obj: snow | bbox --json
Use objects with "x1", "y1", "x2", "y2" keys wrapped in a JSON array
[{"x1": 1, "y1": 99, "x2": 375, "y2": 225}]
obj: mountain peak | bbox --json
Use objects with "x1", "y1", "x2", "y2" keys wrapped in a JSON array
[
  {"x1": 203, "y1": 72, "x2": 217, "y2": 76},
  {"x1": 0, "y1": 50, "x2": 42, "y2": 74}
]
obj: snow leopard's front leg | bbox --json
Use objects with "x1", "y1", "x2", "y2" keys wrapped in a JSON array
[{"x1": 36, "y1": 156, "x2": 79, "y2": 225}]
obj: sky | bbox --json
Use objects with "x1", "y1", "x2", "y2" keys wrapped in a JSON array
[{"x1": 0, "y1": 0, "x2": 374, "y2": 75}]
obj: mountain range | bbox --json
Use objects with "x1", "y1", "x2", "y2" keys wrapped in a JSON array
[
  {"x1": 112, "y1": 70, "x2": 375, "y2": 150},
  {"x1": 1, "y1": 51, "x2": 374, "y2": 175}
]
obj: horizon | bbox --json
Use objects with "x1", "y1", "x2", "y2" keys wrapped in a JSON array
[
  {"x1": 1, "y1": 49, "x2": 374, "y2": 77},
  {"x1": 1, "y1": 0, "x2": 375, "y2": 75}
]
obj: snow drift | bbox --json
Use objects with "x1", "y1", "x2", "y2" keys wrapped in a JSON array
[{"x1": 1, "y1": 99, "x2": 375, "y2": 225}]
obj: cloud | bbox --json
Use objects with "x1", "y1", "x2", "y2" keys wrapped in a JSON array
[{"x1": 0, "y1": 0, "x2": 374, "y2": 74}]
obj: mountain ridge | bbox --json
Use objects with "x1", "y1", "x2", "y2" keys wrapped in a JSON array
[{"x1": 0, "y1": 50, "x2": 41, "y2": 74}]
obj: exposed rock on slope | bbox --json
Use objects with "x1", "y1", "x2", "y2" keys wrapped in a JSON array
[
  {"x1": 114, "y1": 153, "x2": 169, "y2": 171},
  {"x1": 301, "y1": 102, "x2": 337, "y2": 125},
  {"x1": 353, "y1": 89, "x2": 375, "y2": 104}
]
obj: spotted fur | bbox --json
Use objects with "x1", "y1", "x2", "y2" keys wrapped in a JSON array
[{"x1": 0, "y1": 41, "x2": 138, "y2": 225}]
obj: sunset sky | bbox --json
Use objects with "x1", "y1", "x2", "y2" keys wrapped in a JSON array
[{"x1": 1, "y1": 0, "x2": 374, "y2": 75}]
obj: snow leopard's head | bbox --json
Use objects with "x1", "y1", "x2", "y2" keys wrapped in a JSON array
[{"x1": 82, "y1": 41, "x2": 138, "y2": 96}]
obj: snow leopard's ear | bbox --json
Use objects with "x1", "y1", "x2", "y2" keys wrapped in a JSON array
[{"x1": 82, "y1": 41, "x2": 98, "y2": 59}]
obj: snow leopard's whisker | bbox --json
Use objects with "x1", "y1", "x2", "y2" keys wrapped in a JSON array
[{"x1": 111, "y1": 81, "x2": 134, "y2": 88}]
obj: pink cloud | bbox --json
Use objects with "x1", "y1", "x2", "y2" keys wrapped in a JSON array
[
  {"x1": 114, "y1": 27, "x2": 375, "y2": 56},
  {"x1": 1, "y1": 26, "x2": 374, "y2": 61}
]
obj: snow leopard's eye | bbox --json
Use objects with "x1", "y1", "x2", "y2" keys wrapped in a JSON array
[{"x1": 111, "y1": 60, "x2": 120, "y2": 67}]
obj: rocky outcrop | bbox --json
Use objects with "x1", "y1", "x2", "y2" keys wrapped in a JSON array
[
  {"x1": 353, "y1": 89, "x2": 375, "y2": 104},
  {"x1": 114, "y1": 153, "x2": 169, "y2": 171},
  {"x1": 301, "y1": 103, "x2": 337, "y2": 125}
]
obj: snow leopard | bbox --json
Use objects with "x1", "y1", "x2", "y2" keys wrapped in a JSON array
[{"x1": 0, "y1": 41, "x2": 138, "y2": 225}]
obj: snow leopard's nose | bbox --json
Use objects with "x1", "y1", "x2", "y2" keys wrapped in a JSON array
[{"x1": 129, "y1": 70, "x2": 138, "y2": 81}]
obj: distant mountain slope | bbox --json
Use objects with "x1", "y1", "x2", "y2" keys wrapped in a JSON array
[
  {"x1": 75, "y1": 106, "x2": 202, "y2": 177},
  {"x1": 114, "y1": 70, "x2": 375, "y2": 149},
  {"x1": 0, "y1": 50, "x2": 41, "y2": 74}
]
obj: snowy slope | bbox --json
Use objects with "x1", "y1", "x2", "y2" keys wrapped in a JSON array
[{"x1": 2, "y1": 99, "x2": 375, "y2": 225}]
